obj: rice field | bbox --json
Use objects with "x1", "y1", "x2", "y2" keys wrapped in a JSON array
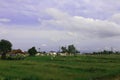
[{"x1": 0, "y1": 54, "x2": 120, "y2": 80}]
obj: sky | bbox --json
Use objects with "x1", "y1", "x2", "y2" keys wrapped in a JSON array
[{"x1": 0, "y1": 0, "x2": 120, "y2": 52}]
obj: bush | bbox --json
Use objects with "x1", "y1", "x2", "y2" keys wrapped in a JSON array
[{"x1": 6, "y1": 53, "x2": 26, "y2": 60}]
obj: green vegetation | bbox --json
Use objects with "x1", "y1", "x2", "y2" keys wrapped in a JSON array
[
  {"x1": 28, "y1": 47, "x2": 37, "y2": 56},
  {"x1": 0, "y1": 54, "x2": 120, "y2": 80},
  {"x1": 6, "y1": 53, "x2": 26, "y2": 60},
  {"x1": 0, "y1": 39, "x2": 120, "y2": 80},
  {"x1": 0, "y1": 39, "x2": 12, "y2": 59},
  {"x1": 61, "y1": 44, "x2": 80, "y2": 55}
]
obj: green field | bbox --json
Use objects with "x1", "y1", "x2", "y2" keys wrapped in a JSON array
[{"x1": 0, "y1": 54, "x2": 120, "y2": 80}]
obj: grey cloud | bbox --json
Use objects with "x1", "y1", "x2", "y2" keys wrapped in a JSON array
[
  {"x1": 44, "y1": 8, "x2": 120, "y2": 38},
  {"x1": 0, "y1": 0, "x2": 120, "y2": 52}
]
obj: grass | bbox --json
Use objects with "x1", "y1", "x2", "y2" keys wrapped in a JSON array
[{"x1": 0, "y1": 54, "x2": 120, "y2": 80}]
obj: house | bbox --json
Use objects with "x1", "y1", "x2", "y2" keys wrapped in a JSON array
[
  {"x1": 59, "y1": 52, "x2": 68, "y2": 56},
  {"x1": 8, "y1": 49, "x2": 25, "y2": 54}
]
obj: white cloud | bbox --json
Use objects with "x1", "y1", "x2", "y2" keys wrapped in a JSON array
[
  {"x1": 67, "y1": 32, "x2": 77, "y2": 37},
  {"x1": 109, "y1": 13, "x2": 120, "y2": 24},
  {"x1": 0, "y1": 18, "x2": 11, "y2": 23},
  {"x1": 0, "y1": 26, "x2": 8, "y2": 35},
  {"x1": 44, "y1": 8, "x2": 120, "y2": 39},
  {"x1": 0, "y1": 0, "x2": 120, "y2": 52},
  {"x1": 1, "y1": 7, "x2": 120, "y2": 52},
  {"x1": 0, "y1": 26, "x2": 76, "y2": 51},
  {"x1": 41, "y1": 44, "x2": 47, "y2": 47},
  {"x1": 45, "y1": 8, "x2": 70, "y2": 20}
]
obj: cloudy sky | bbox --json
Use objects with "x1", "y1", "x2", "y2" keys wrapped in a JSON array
[{"x1": 0, "y1": 0, "x2": 120, "y2": 52}]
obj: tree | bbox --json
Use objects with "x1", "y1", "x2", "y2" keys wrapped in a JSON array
[
  {"x1": 61, "y1": 46, "x2": 68, "y2": 53},
  {"x1": 0, "y1": 39, "x2": 12, "y2": 59},
  {"x1": 68, "y1": 45, "x2": 77, "y2": 56},
  {"x1": 61, "y1": 44, "x2": 79, "y2": 56},
  {"x1": 28, "y1": 47, "x2": 37, "y2": 56}
]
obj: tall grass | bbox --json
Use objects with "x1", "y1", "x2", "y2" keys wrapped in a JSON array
[{"x1": 0, "y1": 54, "x2": 119, "y2": 80}]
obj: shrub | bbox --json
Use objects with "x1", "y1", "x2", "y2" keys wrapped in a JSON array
[{"x1": 6, "y1": 53, "x2": 26, "y2": 60}]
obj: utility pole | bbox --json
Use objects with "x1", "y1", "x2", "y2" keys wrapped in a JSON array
[
  {"x1": 38, "y1": 48, "x2": 40, "y2": 53},
  {"x1": 59, "y1": 46, "x2": 61, "y2": 53}
]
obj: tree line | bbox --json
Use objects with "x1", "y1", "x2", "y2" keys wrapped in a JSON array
[
  {"x1": 0, "y1": 39, "x2": 119, "y2": 60},
  {"x1": 0, "y1": 39, "x2": 80, "y2": 60},
  {"x1": 61, "y1": 45, "x2": 80, "y2": 56}
]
